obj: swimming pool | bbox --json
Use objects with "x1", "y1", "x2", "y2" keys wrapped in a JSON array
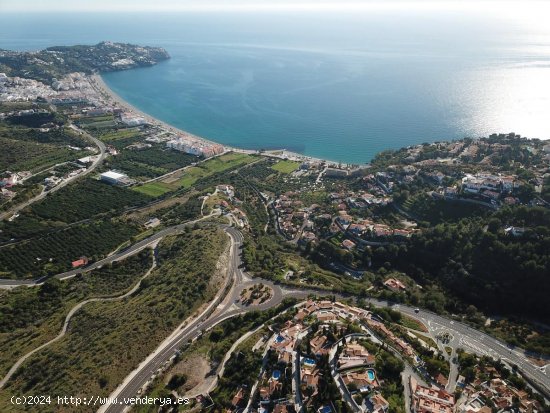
[
  {"x1": 303, "y1": 357, "x2": 316, "y2": 367},
  {"x1": 367, "y1": 370, "x2": 376, "y2": 381},
  {"x1": 272, "y1": 370, "x2": 281, "y2": 380},
  {"x1": 275, "y1": 335, "x2": 285, "y2": 343}
]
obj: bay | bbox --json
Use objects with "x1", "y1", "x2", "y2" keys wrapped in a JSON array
[{"x1": 1, "y1": 10, "x2": 550, "y2": 163}]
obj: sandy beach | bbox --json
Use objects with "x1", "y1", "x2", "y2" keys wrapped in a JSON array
[
  {"x1": 90, "y1": 73, "x2": 343, "y2": 166},
  {"x1": 90, "y1": 74, "x2": 221, "y2": 147}
]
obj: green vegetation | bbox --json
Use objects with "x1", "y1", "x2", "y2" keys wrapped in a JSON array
[
  {"x1": 132, "y1": 181, "x2": 172, "y2": 196},
  {"x1": 77, "y1": 114, "x2": 116, "y2": 129},
  {"x1": 482, "y1": 319, "x2": 550, "y2": 356},
  {"x1": 171, "y1": 152, "x2": 256, "y2": 189},
  {"x1": 0, "y1": 42, "x2": 169, "y2": 83},
  {"x1": 155, "y1": 196, "x2": 203, "y2": 225},
  {"x1": 30, "y1": 179, "x2": 152, "y2": 223},
  {"x1": 0, "y1": 122, "x2": 90, "y2": 173},
  {"x1": 397, "y1": 315, "x2": 428, "y2": 332},
  {"x1": 0, "y1": 251, "x2": 152, "y2": 378},
  {"x1": 368, "y1": 206, "x2": 550, "y2": 322},
  {"x1": 97, "y1": 128, "x2": 141, "y2": 142},
  {"x1": 1, "y1": 228, "x2": 227, "y2": 410},
  {"x1": 0, "y1": 215, "x2": 59, "y2": 243},
  {"x1": 130, "y1": 152, "x2": 256, "y2": 195},
  {"x1": 0, "y1": 220, "x2": 140, "y2": 279},
  {"x1": 135, "y1": 300, "x2": 297, "y2": 413},
  {"x1": 106, "y1": 146, "x2": 196, "y2": 180},
  {"x1": 271, "y1": 159, "x2": 300, "y2": 174},
  {"x1": 400, "y1": 194, "x2": 489, "y2": 225},
  {"x1": 0, "y1": 136, "x2": 77, "y2": 173},
  {"x1": 211, "y1": 335, "x2": 263, "y2": 407}
]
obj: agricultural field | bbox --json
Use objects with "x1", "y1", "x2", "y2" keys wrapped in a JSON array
[
  {"x1": 0, "y1": 251, "x2": 153, "y2": 378},
  {"x1": 164, "y1": 152, "x2": 256, "y2": 189},
  {"x1": 106, "y1": 146, "x2": 196, "y2": 180},
  {"x1": 96, "y1": 127, "x2": 142, "y2": 142},
  {"x1": 0, "y1": 219, "x2": 141, "y2": 279},
  {"x1": 30, "y1": 179, "x2": 152, "y2": 223},
  {"x1": 132, "y1": 181, "x2": 172, "y2": 197},
  {"x1": 0, "y1": 121, "x2": 90, "y2": 173},
  {"x1": 76, "y1": 114, "x2": 116, "y2": 129},
  {"x1": 271, "y1": 159, "x2": 301, "y2": 173},
  {"x1": 0, "y1": 137, "x2": 80, "y2": 172},
  {"x1": 0, "y1": 228, "x2": 227, "y2": 408},
  {"x1": 132, "y1": 152, "x2": 256, "y2": 196},
  {"x1": 5, "y1": 112, "x2": 60, "y2": 128},
  {"x1": 0, "y1": 215, "x2": 61, "y2": 243}
]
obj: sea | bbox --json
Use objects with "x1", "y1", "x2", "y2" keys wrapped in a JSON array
[{"x1": 1, "y1": 9, "x2": 550, "y2": 163}]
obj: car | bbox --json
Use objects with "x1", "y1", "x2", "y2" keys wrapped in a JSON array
[{"x1": 414, "y1": 308, "x2": 420, "y2": 313}]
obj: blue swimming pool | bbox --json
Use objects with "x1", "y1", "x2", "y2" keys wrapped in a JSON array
[
  {"x1": 303, "y1": 357, "x2": 316, "y2": 367},
  {"x1": 367, "y1": 370, "x2": 375, "y2": 381},
  {"x1": 275, "y1": 335, "x2": 285, "y2": 343},
  {"x1": 272, "y1": 370, "x2": 281, "y2": 380}
]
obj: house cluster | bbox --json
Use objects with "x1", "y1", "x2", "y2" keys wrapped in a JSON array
[
  {"x1": 334, "y1": 186, "x2": 391, "y2": 209},
  {"x1": 459, "y1": 378, "x2": 542, "y2": 413},
  {"x1": 394, "y1": 134, "x2": 522, "y2": 165},
  {"x1": 338, "y1": 341, "x2": 377, "y2": 385},
  {"x1": 44, "y1": 167, "x2": 84, "y2": 189},
  {"x1": 166, "y1": 135, "x2": 224, "y2": 158},
  {"x1": 338, "y1": 217, "x2": 415, "y2": 246},
  {"x1": 457, "y1": 365, "x2": 543, "y2": 413},
  {"x1": 461, "y1": 173, "x2": 518, "y2": 199},
  {"x1": 258, "y1": 300, "x2": 420, "y2": 413},
  {"x1": 0, "y1": 171, "x2": 31, "y2": 187},
  {"x1": 364, "y1": 317, "x2": 415, "y2": 358},
  {"x1": 49, "y1": 73, "x2": 106, "y2": 107},
  {"x1": 410, "y1": 377, "x2": 455, "y2": 413},
  {"x1": 210, "y1": 184, "x2": 248, "y2": 228},
  {"x1": 324, "y1": 166, "x2": 366, "y2": 178},
  {"x1": 273, "y1": 192, "x2": 319, "y2": 242},
  {"x1": 0, "y1": 171, "x2": 32, "y2": 202},
  {"x1": 259, "y1": 301, "x2": 375, "y2": 411},
  {"x1": 0, "y1": 74, "x2": 57, "y2": 102}
]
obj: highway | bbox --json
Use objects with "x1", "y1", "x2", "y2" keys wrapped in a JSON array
[
  {"x1": 0, "y1": 220, "x2": 547, "y2": 408},
  {"x1": 0, "y1": 124, "x2": 106, "y2": 222}
]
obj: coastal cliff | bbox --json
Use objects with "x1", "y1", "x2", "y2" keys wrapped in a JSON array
[{"x1": 0, "y1": 41, "x2": 170, "y2": 83}]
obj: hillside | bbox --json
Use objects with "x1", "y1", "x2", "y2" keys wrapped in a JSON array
[{"x1": 0, "y1": 41, "x2": 170, "y2": 83}]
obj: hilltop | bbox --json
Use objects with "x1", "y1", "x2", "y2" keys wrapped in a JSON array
[{"x1": 0, "y1": 41, "x2": 170, "y2": 83}]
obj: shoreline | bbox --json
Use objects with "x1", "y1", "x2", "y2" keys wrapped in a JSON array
[
  {"x1": 90, "y1": 73, "x2": 346, "y2": 167},
  {"x1": 91, "y1": 74, "x2": 218, "y2": 147}
]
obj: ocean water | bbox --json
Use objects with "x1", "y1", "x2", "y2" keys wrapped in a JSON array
[{"x1": 1, "y1": 10, "x2": 550, "y2": 163}]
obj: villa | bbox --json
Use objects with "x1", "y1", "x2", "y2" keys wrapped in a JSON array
[
  {"x1": 383, "y1": 277, "x2": 407, "y2": 292},
  {"x1": 410, "y1": 377, "x2": 455, "y2": 413}
]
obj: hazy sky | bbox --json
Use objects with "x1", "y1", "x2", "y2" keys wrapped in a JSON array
[{"x1": 1, "y1": 0, "x2": 547, "y2": 12}]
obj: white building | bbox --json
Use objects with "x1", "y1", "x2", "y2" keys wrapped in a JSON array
[
  {"x1": 166, "y1": 137, "x2": 224, "y2": 158},
  {"x1": 100, "y1": 170, "x2": 128, "y2": 185},
  {"x1": 120, "y1": 113, "x2": 147, "y2": 126}
]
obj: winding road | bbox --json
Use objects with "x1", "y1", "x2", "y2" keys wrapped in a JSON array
[
  {"x1": 0, "y1": 220, "x2": 548, "y2": 410},
  {"x1": 0, "y1": 245, "x2": 158, "y2": 389}
]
